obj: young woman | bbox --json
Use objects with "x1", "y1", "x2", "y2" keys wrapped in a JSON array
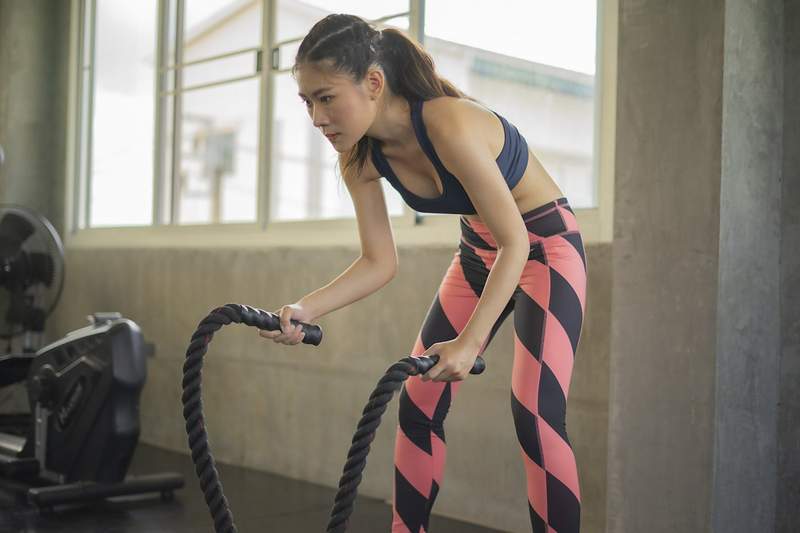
[{"x1": 260, "y1": 13, "x2": 587, "y2": 533}]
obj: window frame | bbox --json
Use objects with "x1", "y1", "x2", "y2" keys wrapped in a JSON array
[{"x1": 64, "y1": 0, "x2": 614, "y2": 250}]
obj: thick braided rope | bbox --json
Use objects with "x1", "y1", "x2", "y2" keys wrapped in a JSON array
[
  {"x1": 182, "y1": 303, "x2": 433, "y2": 532},
  {"x1": 325, "y1": 356, "x2": 427, "y2": 532},
  {"x1": 182, "y1": 303, "x2": 267, "y2": 533}
]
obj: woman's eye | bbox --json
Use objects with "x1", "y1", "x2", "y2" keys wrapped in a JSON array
[{"x1": 320, "y1": 95, "x2": 333, "y2": 103}]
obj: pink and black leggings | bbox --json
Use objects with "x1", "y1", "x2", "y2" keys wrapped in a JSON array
[{"x1": 392, "y1": 197, "x2": 587, "y2": 533}]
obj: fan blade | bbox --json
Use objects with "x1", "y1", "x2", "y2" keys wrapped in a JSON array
[
  {"x1": 28, "y1": 252, "x2": 55, "y2": 287},
  {"x1": 0, "y1": 212, "x2": 36, "y2": 257}
]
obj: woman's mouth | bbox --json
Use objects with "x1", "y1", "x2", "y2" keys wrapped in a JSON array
[{"x1": 325, "y1": 133, "x2": 339, "y2": 141}]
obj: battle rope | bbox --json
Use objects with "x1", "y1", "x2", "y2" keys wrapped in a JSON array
[{"x1": 181, "y1": 303, "x2": 485, "y2": 532}]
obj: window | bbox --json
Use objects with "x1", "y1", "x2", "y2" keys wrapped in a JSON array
[
  {"x1": 423, "y1": 0, "x2": 598, "y2": 210},
  {"x1": 73, "y1": 0, "x2": 601, "y2": 232},
  {"x1": 83, "y1": 0, "x2": 157, "y2": 227},
  {"x1": 270, "y1": 0, "x2": 409, "y2": 221}
]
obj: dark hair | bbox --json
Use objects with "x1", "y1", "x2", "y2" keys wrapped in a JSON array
[{"x1": 292, "y1": 13, "x2": 473, "y2": 178}]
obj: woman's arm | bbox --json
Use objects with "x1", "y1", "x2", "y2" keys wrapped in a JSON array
[
  {"x1": 426, "y1": 98, "x2": 531, "y2": 348},
  {"x1": 298, "y1": 152, "x2": 398, "y2": 322},
  {"x1": 298, "y1": 256, "x2": 395, "y2": 321}
]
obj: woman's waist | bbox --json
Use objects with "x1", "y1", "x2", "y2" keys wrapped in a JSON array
[{"x1": 458, "y1": 196, "x2": 579, "y2": 250}]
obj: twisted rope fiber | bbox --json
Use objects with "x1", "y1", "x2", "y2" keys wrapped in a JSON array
[
  {"x1": 326, "y1": 358, "x2": 422, "y2": 533},
  {"x1": 181, "y1": 303, "x2": 432, "y2": 533}
]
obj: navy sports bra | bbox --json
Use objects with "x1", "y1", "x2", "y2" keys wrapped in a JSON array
[{"x1": 369, "y1": 98, "x2": 529, "y2": 215}]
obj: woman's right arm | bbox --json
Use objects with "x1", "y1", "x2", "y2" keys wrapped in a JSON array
[{"x1": 296, "y1": 153, "x2": 398, "y2": 322}]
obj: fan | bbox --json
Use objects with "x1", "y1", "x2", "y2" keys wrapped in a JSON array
[{"x1": 0, "y1": 204, "x2": 65, "y2": 353}]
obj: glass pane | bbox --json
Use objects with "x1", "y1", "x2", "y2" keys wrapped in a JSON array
[
  {"x1": 271, "y1": 72, "x2": 405, "y2": 222},
  {"x1": 176, "y1": 78, "x2": 259, "y2": 224},
  {"x1": 275, "y1": 0, "x2": 408, "y2": 42},
  {"x1": 182, "y1": 50, "x2": 258, "y2": 89},
  {"x1": 183, "y1": 0, "x2": 262, "y2": 62},
  {"x1": 425, "y1": 0, "x2": 598, "y2": 209},
  {"x1": 89, "y1": 0, "x2": 157, "y2": 227},
  {"x1": 271, "y1": 2, "x2": 408, "y2": 222}
]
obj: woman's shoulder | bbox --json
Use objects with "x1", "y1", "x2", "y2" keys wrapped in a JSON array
[{"x1": 422, "y1": 96, "x2": 499, "y2": 148}]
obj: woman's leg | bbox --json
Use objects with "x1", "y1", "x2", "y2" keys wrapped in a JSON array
[
  {"x1": 510, "y1": 201, "x2": 587, "y2": 532},
  {"x1": 392, "y1": 243, "x2": 514, "y2": 533}
]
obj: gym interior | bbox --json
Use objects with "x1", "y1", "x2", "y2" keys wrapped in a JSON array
[{"x1": 0, "y1": 1, "x2": 797, "y2": 532}]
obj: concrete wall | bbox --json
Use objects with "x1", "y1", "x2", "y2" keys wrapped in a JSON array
[
  {"x1": 0, "y1": 0, "x2": 70, "y2": 238},
  {"x1": 778, "y1": 2, "x2": 800, "y2": 532},
  {"x1": 714, "y1": 0, "x2": 784, "y2": 530},
  {"x1": 608, "y1": 1, "x2": 725, "y2": 527},
  {"x1": 609, "y1": 1, "x2": 797, "y2": 532},
  {"x1": 49, "y1": 242, "x2": 612, "y2": 533}
]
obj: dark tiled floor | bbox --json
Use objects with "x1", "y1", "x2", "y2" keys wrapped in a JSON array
[{"x1": 0, "y1": 443, "x2": 506, "y2": 532}]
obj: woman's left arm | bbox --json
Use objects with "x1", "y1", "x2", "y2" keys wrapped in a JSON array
[{"x1": 419, "y1": 100, "x2": 530, "y2": 382}]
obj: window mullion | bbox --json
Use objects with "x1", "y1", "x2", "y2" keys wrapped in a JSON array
[
  {"x1": 170, "y1": 0, "x2": 185, "y2": 225},
  {"x1": 153, "y1": 0, "x2": 169, "y2": 225},
  {"x1": 259, "y1": 0, "x2": 276, "y2": 230}
]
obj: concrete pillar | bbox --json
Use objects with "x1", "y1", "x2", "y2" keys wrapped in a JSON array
[
  {"x1": 778, "y1": 3, "x2": 800, "y2": 532},
  {"x1": 0, "y1": 0, "x2": 70, "y2": 237},
  {"x1": 608, "y1": 1, "x2": 796, "y2": 532}
]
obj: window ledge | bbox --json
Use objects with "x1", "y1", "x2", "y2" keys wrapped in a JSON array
[{"x1": 64, "y1": 207, "x2": 606, "y2": 250}]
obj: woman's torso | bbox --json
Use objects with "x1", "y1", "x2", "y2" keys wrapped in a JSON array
[{"x1": 374, "y1": 97, "x2": 564, "y2": 222}]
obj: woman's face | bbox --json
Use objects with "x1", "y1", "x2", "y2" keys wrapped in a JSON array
[{"x1": 295, "y1": 63, "x2": 377, "y2": 153}]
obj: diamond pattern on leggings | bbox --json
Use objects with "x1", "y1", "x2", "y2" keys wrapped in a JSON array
[
  {"x1": 514, "y1": 289, "x2": 546, "y2": 362},
  {"x1": 459, "y1": 217, "x2": 494, "y2": 249},
  {"x1": 458, "y1": 244, "x2": 490, "y2": 297},
  {"x1": 510, "y1": 392, "x2": 543, "y2": 467},
  {"x1": 398, "y1": 388, "x2": 434, "y2": 455},
  {"x1": 395, "y1": 466, "x2": 428, "y2": 533},
  {"x1": 527, "y1": 242, "x2": 547, "y2": 265},
  {"x1": 526, "y1": 209, "x2": 566, "y2": 238},
  {"x1": 561, "y1": 232, "x2": 586, "y2": 271},
  {"x1": 546, "y1": 471, "x2": 581, "y2": 533},
  {"x1": 430, "y1": 383, "x2": 451, "y2": 443},
  {"x1": 423, "y1": 480, "x2": 440, "y2": 531},
  {"x1": 528, "y1": 502, "x2": 548, "y2": 533},
  {"x1": 548, "y1": 267, "x2": 583, "y2": 357},
  {"x1": 420, "y1": 295, "x2": 458, "y2": 347},
  {"x1": 537, "y1": 362, "x2": 569, "y2": 443}
]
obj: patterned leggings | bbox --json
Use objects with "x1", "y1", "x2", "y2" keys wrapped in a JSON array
[{"x1": 391, "y1": 197, "x2": 587, "y2": 533}]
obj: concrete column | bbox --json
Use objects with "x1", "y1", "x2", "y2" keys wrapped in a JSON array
[
  {"x1": 608, "y1": 1, "x2": 795, "y2": 532},
  {"x1": 778, "y1": 3, "x2": 800, "y2": 532},
  {"x1": 0, "y1": 0, "x2": 70, "y2": 237},
  {"x1": 713, "y1": 0, "x2": 784, "y2": 530}
]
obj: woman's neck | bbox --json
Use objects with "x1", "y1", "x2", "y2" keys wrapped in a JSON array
[{"x1": 365, "y1": 93, "x2": 416, "y2": 151}]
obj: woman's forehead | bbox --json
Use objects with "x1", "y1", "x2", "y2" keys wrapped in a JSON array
[{"x1": 296, "y1": 65, "x2": 349, "y2": 92}]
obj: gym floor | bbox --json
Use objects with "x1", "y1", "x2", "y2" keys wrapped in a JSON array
[{"x1": 0, "y1": 443, "x2": 505, "y2": 533}]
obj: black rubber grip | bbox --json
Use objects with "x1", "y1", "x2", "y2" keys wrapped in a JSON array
[
  {"x1": 416, "y1": 354, "x2": 486, "y2": 375},
  {"x1": 261, "y1": 311, "x2": 323, "y2": 346}
]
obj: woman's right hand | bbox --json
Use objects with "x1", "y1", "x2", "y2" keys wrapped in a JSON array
[{"x1": 258, "y1": 303, "x2": 314, "y2": 345}]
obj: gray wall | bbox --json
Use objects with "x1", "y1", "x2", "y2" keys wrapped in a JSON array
[
  {"x1": 715, "y1": 0, "x2": 783, "y2": 530},
  {"x1": 0, "y1": 0, "x2": 70, "y2": 237},
  {"x1": 779, "y1": 1, "x2": 800, "y2": 531},
  {"x1": 51, "y1": 244, "x2": 611, "y2": 533},
  {"x1": 609, "y1": 1, "x2": 797, "y2": 532}
]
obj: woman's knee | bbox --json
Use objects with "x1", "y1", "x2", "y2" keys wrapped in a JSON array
[{"x1": 398, "y1": 379, "x2": 450, "y2": 427}]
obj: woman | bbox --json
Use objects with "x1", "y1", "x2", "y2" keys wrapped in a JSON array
[{"x1": 260, "y1": 13, "x2": 587, "y2": 533}]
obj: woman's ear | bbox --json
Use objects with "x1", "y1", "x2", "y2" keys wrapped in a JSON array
[{"x1": 364, "y1": 67, "x2": 385, "y2": 100}]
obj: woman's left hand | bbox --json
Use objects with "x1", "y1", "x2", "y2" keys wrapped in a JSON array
[{"x1": 419, "y1": 337, "x2": 481, "y2": 382}]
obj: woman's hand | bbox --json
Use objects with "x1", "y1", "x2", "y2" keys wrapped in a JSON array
[
  {"x1": 419, "y1": 336, "x2": 482, "y2": 382},
  {"x1": 258, "y1": 302, "x2": 314, "y2": 345}
]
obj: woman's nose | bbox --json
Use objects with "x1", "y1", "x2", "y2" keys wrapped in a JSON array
[{"x1": 312, "y1": 107, "x2": 328, "y2": 128}]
